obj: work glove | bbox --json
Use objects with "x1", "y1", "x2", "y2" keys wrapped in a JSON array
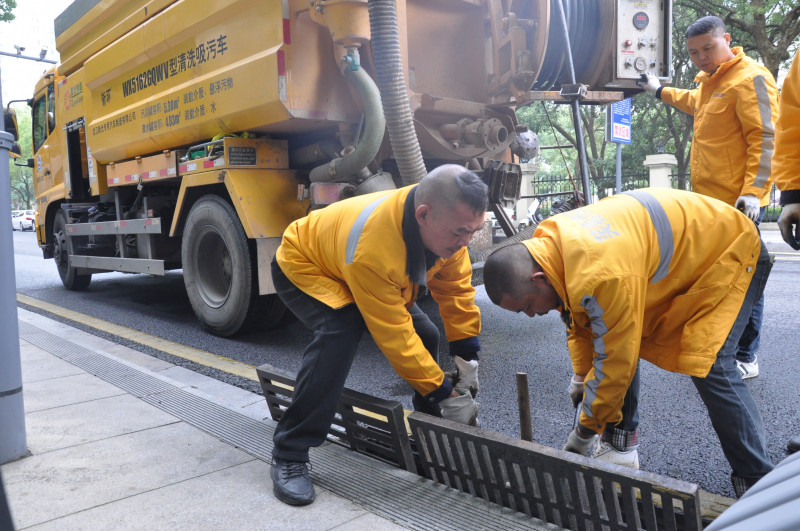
[
  {"x1": 562, "y1": 426, "x2": 596, "y2": 456},
  {"x1": 439, "y1": 390, "x2": 480, "y2": 427},
  {"x1": 636, "y1": 72, "x2": 661, "y2": 94},
  {"x1": 453, "y1": 355, "x2": 479, "y2": 398},
  {"x1": 778, "y1": 202, "x2": 800, "y2": 250},
  {"x1": 735, "y1": 194, "x2": 760, "y2": 222},
  {"x1": 567, "y1": 375, "x2": 584, "y2": 409}
]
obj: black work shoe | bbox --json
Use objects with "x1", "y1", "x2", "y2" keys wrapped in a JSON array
[
  {"x1": 271, "y1": 458, "x2": 315, "y2": 506},
  {"x1": 788, "y1": 435, "x2": 800, "y2": 454}
]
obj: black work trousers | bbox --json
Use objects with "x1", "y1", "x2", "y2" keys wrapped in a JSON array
[{"x1": 270, "y1": 258, "x2": 440, "y2": 462}]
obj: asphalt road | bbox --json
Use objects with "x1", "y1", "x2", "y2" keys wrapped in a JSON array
[{"x1": 10, "y1": 224, "x2": 800, "y2": 498}]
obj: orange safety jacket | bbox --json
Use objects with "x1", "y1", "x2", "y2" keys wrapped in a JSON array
[
  {"x1": 523, "y1": 188, "x2": 761, "y2": 434},
  {"x1": 773, "y1": 51, "x2": 800, "y2": 204},
  {"x1": 660, "y1": 47, "x2": 778, "y2": 207},
  {"x1": 276, "y1": 185, "x2": 481, "y2": 399}
]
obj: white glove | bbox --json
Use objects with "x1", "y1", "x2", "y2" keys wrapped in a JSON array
[
  {"x1": 440, "y1": 391, "x2": 480, "y2": 427},
  {"x1": 562, "y1": 426, "x2": 596, "y2": 456},
  {"x1": 735, "y1": 194, "x2": 760, "y2": 221},
  {"x1": 453, "y1": 356, "x2": 479, "y2": 398},
  {"x1": 778, "y1": 202, "x2": 800, "y2": 250},
  {"x1": 567, "y1": 375, "x2": 585, "y2": 408},
  {"x1": 636, "y1": 72, "x2": 661, "y2": 94}
]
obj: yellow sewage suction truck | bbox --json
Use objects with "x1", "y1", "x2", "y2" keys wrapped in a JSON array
[{"x1": 25, "y1": 0, "x2": 671, "y2": 336}]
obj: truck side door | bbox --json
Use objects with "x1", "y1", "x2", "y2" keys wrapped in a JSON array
[{"x1": 31, "y1": 82, "x2": 60, "y2": 194}]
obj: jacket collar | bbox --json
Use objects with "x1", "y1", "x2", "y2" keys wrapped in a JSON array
[
  {"x1": 694, "y1": 46, "x2": 744, "y2": 84},
  {"x1": 403, "y1": 187, "x2": 439, "y2": 287}
]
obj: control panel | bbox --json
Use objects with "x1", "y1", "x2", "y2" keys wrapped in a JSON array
[{"x1": 613, "y1": 0, "x2": 672, "y2": 87}]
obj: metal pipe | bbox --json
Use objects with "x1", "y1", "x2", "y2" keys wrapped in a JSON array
[
  {"x1": 516, "y1": 373, "x2": 533, "y2": 442},
  {"x1": 310, "y1": 49, "x2": 386, "y2": 183}
]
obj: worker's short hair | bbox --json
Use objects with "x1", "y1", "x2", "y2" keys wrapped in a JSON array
[
  {"x1": 483, "y1": 243, "x2": 538, "y2": 305},
  {"x1": 686, "y1": 15, "x2": 726, "y2": 38},
  {"x1": 416, "y1": 165, "x2": 488, "y2": 215}
]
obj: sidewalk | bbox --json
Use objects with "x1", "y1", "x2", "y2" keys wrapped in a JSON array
[{"x1": 2, "y1": 309, "x2": 551, "y2": 530}]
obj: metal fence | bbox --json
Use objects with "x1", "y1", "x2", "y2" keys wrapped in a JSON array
[{"x1": 528, "y1": 172, "x2": 783, "y2": 222}]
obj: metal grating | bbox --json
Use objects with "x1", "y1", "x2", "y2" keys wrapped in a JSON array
[
  {"x1": 19, "y1": 320, "x2": 551, "y2": 530},
  {"x1": 257, "y1": 364, "x2": 416, "y2": 473},
  {"x1": 409, "y1": 413, "x2": 703, "y2": 531}
]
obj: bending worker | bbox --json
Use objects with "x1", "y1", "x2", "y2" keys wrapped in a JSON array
[
  {"x1": 483, "y1": 188, "x2": 774, "y2": 498},
  {"x1": 270, "y1": 164, "x2": 486, "y2": 506},
  {"x1": 771, "y1": 49, "x2": 800, "y2": 455},
  {"x1": 639, "y1": 15, "x2": 778, "y2": 380}
]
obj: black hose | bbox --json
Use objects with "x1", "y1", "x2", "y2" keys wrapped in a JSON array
[{"x1": 368, "y1": 0, "x2": 427, "y2": 185}]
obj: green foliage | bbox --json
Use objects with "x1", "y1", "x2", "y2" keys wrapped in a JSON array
[
  {"x1": 8, "y1": 102, "x2": 33, "y2": 209},
  {"x1": 0, "y1": 0, "x2": 16, "y2": 22}
]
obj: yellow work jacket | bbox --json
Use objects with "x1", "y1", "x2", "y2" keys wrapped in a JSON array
[
  {"x1": 523, "y1": 188, "x2": 761, "y2": 434},
  {"x1": 773, "y1": 51, "x2": 800, "y2": 203},
  {"x1": 276, "y1": 185, "x2": 481, "y2": 398},
  {"x1": 660, "y1": 47, "x2": 778, "y2": 207}
]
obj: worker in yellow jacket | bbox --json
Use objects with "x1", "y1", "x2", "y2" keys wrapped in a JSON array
[
  {"x1": 483, "y1": 188, "x2": 774, "y2": 498},
  {"x1": 772, "y1": 50, "x2": 800, "y2": 456},
  {"x1": 270, "y1": 165, "x2": 486, "y2": 506},
  {"x1": 639, "y1": 16, "x2": 777, "y2": 380},
  {"x1": 773, "y1": 50, "x2": 800, "y2": 252}
]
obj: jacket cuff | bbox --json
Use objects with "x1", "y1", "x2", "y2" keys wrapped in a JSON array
[
  {"x1": 424, "y1": 377, "x2": 453, "y2": 405},
  {"x1": 655, "y1": 86, "x2": 664, "y2": 100},
  {"x1": 780, "y1": 189, "x2": 800, "y2": 205},
  {"x1": 449, "y1": 337, "x2": 481, "y2": 361}
]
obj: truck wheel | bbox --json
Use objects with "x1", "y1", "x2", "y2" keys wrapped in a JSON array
[
  {"x1": 182, "y1": 195, "x2": 281, "y2": 336},
  {"x1": 53, "y1": 210, "x2": 92, "y2": 290}
]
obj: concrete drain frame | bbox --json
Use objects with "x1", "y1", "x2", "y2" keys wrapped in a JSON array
[{"x1": 257, "y1": 364, "x2": 703, "y2": 531}]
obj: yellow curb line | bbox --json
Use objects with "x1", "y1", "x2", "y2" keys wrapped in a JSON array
[{"x1": 16, "y1": 293, "x2": 259, "y2": 382}]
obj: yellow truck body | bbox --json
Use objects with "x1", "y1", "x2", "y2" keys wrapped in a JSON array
[{"x1": 28, "y1": 0, "x2": 672, "y2": 336}]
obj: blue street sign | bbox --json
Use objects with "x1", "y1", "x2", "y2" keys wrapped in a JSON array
[{"x1": 609, "y1": 98, "x2": 632, "y2": 144}]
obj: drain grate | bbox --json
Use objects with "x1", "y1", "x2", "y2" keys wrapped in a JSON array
[{"x1": 19, "y1": 320, "x2": 550, "y2": 531}]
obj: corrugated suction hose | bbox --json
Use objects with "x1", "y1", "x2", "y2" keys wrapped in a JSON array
[{"x1": 368, "y1": 0, "x2": 427, "y2": 185}]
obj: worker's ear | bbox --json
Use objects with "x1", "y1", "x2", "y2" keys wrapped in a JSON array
[
  {"x1": 530, "y1": 270, "x2": 550, "y2": 286},
  {"x1": 415, "y1": 204, "x2": 432, "y2": 225}
]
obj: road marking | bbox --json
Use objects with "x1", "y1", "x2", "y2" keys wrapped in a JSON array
[{"x1": 16, "y1": 293, "x2": 259, "y2": 382}]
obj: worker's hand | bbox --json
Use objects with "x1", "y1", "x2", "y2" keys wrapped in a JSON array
[
  {"x1": 567, "y1": 374, "x2": 585, "y2": 409},
  {"x1": 440, "y1": 390, "x2": 480, "y2": 427},
  {"x1": 636, "y1": 72, "x2": 661, "y2": 94},
  {"x1": 778, "y1": 203, "x2": 800, "y2": 250},
  {"x1": 735, "y1": 194, "x2": 761, "y2": 222},
  {"x1": 562, "y1": 426, "x2": 596, "y2": 456},
  {"x1": 453, "y1": 355, "x2": 479, "y2": 398}
]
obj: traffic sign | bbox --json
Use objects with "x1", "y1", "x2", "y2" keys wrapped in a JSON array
[{"x1": 608, "y1": 98, "x2": 632, "y2": 144}]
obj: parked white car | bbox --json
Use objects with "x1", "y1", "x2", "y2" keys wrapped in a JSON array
[{"x1": 12, "y1": 209, "x2": 35, "y2": 231}]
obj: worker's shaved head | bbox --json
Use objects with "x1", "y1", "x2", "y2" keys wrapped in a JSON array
[
  {"x1": 484, "y1": 243, "x2": 539, "y2": 304},
  {"x1": 415, "y1": 164, "x2": 488, "y2": 215}
]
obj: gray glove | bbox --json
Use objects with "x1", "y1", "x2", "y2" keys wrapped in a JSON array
[
  {"x1": 453, "y1": 356, "x2": 479, "y2": 398},
  {"x1": 637, "y1": 72, "x2": 661, "y2": 94},
  {"x1": 567, "y1": 375, "x2": 584, "y2": 408},
  {"x1": 563, "y1": 426, "x2": 596, "y2": 456},
  {"x1": 440, "y1": 391, "x2": 480, "y2": 427},
  {"x1": 735, "y1": 194, "x2": 760, "y2": 221},
  {"x1": 778, "y1": 202, "x2": 800, "y2": 250}
]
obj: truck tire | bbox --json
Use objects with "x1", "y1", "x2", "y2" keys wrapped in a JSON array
[
  {"x1": 53, "y1": 210, "x2": 92, "y2": 290},
  {"x1": 182, "y1": 195, "x2": 284, "y2": 336}
]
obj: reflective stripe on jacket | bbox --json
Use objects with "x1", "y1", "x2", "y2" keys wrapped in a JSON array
[
  {"x1": 660, "y1": 47, "x2": 778, "y2": 207},
  {"x1": 523, "y1": 188, "x2": 761, "y2": 434},
  {"x1": 773, "y1": 51, "x2": 800, "y2": 203},
  {"x1": 276, "y1": 185, "x2": 481, "y2": 397}
]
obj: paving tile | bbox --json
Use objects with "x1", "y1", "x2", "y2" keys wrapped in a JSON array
[
  {"x1": 100, "y1": 343, "x2": 176, "y2": 372},
  {"x1": 27, "y1": 460, "x2": 398, "y2": 531},
  {"x1": 23, "y1": 372, "x2": 125, "y2": 412},
  {"x1": 19, "y1": 351, "x2": 83, "y2": 383},
  {"x1": 2, "y1": 422, "x2": 254, "y2": 528},
  {"x1": 159, "y1": 366, "x2": 263, "y2": 409},
  {"x1": 24, "y1": 393, "x2": 180, "y2": 453}
]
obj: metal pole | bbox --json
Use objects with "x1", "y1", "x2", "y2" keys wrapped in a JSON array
[
  {"x1": 616, "y1": 142, "x2": 622, "y2": 194},
  {"x1": 0, "y1": 63, "x2": 28, "y2": 464},
  {"x1": 516, "y1": 373, "x2": 533, "y2": 442},
  {"x1": 553, "y1": 0, "x2": 592, "y2": 204}
]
